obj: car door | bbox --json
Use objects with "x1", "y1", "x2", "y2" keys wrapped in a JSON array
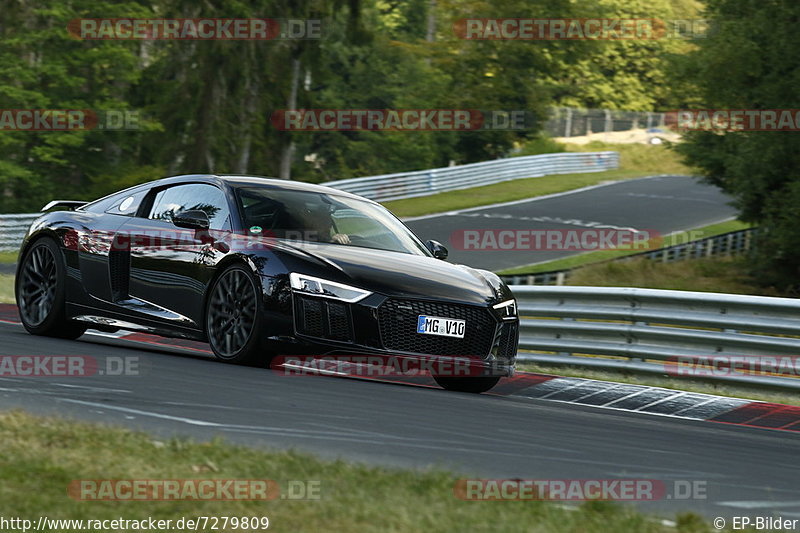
[
  {"x1": 76, "y1": 187, "x2": 149, "y2": 303},
  {"x1": 115, "y1": 182, "x2": 232, "y2": 328}
]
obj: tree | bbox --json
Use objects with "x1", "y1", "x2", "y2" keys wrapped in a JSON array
[
  {"x1": 675, "y1": 0, "x2": 800, "y2": 289},
  {"x1": 0, "y1": 0, "x2": 151, "y2": 212},
  {"x1": 544, "y1": 0, "x2": 705, "y2": 111}
]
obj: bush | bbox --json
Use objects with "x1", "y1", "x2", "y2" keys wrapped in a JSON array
[{"x1": 515, "y1": 135, "x2": 566, "y2": 156}]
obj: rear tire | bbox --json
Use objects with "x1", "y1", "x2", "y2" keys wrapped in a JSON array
[
  {"x1": 433, "y1": 376, "x2": 501, "y2": 394},
  {"x1": 16, "y1": 237, "x2": 86, "y2": 339},
  {"x1": 205, "y1": 264, "x2": 269, "y2": 366}
]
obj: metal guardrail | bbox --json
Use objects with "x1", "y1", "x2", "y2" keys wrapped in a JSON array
[
  {"x1": 500, "y1": 228, "x2": 756, "y2": 286},
  {"x1": 0, "y1": 151, "x2": 619, "y2": 252},
  {"x1": 0, "y1": 213, "x2": 39, "y2": 254},
  {"x1": 511, "y1": 285, "x2": 800, "y2": 390},
  {"x1": 545, "y1": 107, "x2": 666, "y2": 138},
  {"x1": 323, "y1": 151, "x2": 619, "y2": 202},
  {"x1": 626, "y1": 227, "x2": 755, "y2": 263}
]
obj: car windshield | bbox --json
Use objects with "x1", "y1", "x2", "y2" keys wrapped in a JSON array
[{"x1": 236, "y1": 186, "x2": 430, "y2": 256}]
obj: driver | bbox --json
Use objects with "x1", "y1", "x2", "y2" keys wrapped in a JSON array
[{"x1": 299, "y1": 207, "x2": 350, "y2": 244}]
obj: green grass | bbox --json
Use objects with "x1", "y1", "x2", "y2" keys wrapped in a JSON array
[
  {"x1": 0, "y1": 251, "x2": 19, "y2": 264},
  {"x1": 0, "y1": 274, "x2": 14, "y2": 304},
  {"x1": 384, "y1": 169, "x2": 646, "y2": 218},
  {"x1": 565, "y1": 141, "x2": 694, "y2": 176},
  {"x1": 0, "y1": 410, "x2": 710, "y2": 533},
  {"x1": 564, "y1": 256, "x2": 780, "y2": 296},
  {"x1": 383, "y1": 142, "x2": 694, "y2": 218},
  {"x1": 498, "y1": 220, "x2": 751, "y2": 275},
  {"x1": 517, "y1": 363, "x2": 800, "y2": 407}
]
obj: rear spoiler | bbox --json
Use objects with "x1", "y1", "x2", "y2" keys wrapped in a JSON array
[{"x1": 41, "y1": 200, "x2": 88, "y2": 212}]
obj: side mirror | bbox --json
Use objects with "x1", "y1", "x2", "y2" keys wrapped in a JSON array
[
  {"x1": 425, "y1": 240, "x2": 448, "y2": 260},
  {"x1": 173, "y1": 209, "x2": 210, "y2": 230}
]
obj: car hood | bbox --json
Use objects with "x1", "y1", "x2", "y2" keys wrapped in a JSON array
[{"x1": 272, "y1": 241, "x2": 505, "y2": 305}]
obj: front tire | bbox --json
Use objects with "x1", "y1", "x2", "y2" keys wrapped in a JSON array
[
  {"x1": 16, "y1": 237, "x2": 86, "y2": 339},
  {"x1": 205, "y1": 264, "x2": 269, "y2": 365},
  {"x1": 433, "y1": 376, "x2": 501, "y2": 394}
]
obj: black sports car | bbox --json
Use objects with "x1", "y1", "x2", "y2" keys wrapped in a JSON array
[{"x1": 15, "y1": 175, "x2": 518, "y2": 393}]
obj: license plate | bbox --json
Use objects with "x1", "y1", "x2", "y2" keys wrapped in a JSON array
[{"x1": 416, "y1": 315, "x2": 466, "y2": 338}]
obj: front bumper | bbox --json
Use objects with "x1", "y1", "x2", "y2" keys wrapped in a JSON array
[{"x1": 286, "y1": 292, "x2": 518, "y2": 377}]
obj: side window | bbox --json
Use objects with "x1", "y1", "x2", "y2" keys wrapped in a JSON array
[
  {"x1": 105, "y1": 190, "x2": 148, "y2": 217},
  {"x1": 148, "y1": 184, "x2": 231, "y2": 230}
]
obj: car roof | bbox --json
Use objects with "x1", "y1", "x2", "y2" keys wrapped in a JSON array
[{"x1": 155, "y1": 174, "x2": 375, "y2": 204}]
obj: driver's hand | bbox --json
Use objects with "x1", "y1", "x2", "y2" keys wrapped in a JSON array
[{"x1": 331, "y1": 233, "x2": 350, "y2": 244}]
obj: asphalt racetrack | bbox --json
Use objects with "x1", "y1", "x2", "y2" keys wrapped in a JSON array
[
  {"x1": 0, "y1": 316, "x2": 798, "y2": 521},
  {"x1": 404, "y1": 175, "x2": 738, "y2": 271}
]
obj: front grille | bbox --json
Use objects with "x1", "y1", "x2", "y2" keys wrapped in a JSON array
[
  {"x1": 300, "y1": 297, "x2": 324, "y2": 337},
  {"x1": 378, "y1": 299, "x2": 496, "y2": 357},
  {"x1": 326, "y1": 301, "x2": 351, "y2": 341},
  {"x1": 295, "y1": 295, "x2": 353, "y2": 342},
  {"x1": 496, "y1": 322, "x2": 519, "y2": 360}
]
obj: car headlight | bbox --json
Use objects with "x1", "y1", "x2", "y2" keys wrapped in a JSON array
[
  {"x1": 492, "y1": 299, "x2": 517, "y2": 320},
  {"x1": 289, "y1": 272, "x2": 372, "y2": 303}
]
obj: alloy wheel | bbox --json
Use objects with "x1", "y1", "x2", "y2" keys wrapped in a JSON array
[
  {"x1": 19, "y1": 244, "x2": 58, "y2": 327},
  {"x1": 207, "y1": 268, "x2": 258, "y2": 358}
]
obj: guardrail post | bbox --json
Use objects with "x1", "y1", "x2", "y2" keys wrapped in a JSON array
[
  {"x1": 564, "y1": 109, "x2": 573, "y2": 137},
  {"x1": 557, "y1": 317, "x2": 575, "y2": 356},
  {"x1": 629, "y1": 320, "x2": 648, "y2": 362}
]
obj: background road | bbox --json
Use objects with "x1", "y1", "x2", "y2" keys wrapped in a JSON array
[
  {"x1": 405, "y1": 175, "x2": 737, "y2": 271},
  {"x1": 1, "y1": 318, "x2": 798, "y2": 521}
]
